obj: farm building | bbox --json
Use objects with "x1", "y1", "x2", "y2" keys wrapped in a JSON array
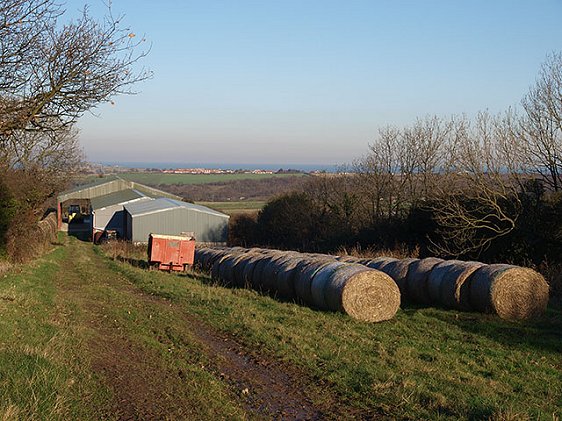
[
  {"x1": 124, "y1": 198, "x2": 229, "y2": 244},
  {"x1": 57, "y1": 176, "x2": 182, "y2": 239},
  {"x1": 90, "y1": 189, "x2": 153, "y2": 240}
]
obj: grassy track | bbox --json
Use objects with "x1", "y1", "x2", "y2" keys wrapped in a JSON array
[
  {"x1": 0, "y1": 238, "x2": 250, "y2": 419},
  {"x1": 0, "y1": 241, "x2": 107, "y2": 420},
  {"x1": 118, "y1": 172, "x2": 303, "y2": 185},
  {"x1": 2, "y1": 237, "x2": 561, "y2": 419}
]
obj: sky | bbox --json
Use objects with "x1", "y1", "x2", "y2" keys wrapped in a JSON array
[{"x1": 76, "y1": 0, "x2": 562, "y2": 168}]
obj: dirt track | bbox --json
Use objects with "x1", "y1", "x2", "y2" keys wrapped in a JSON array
[{"x1": 53, "y1": 238, "x2": 348, "y2": 420}]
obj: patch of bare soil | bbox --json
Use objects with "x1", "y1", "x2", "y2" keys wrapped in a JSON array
[
  {"x1": 89, "y1": 328, "x2": 184, "y2": 420},
  {"x1": 184, "y1": 315, "x2": 325, "y2": 420},
  {"x1": 121, "y1": 287, "x2": 343, "y2": 420}
]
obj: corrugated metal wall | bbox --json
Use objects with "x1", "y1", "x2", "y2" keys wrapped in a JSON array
[
  {"x1": 93, "y1": 204, "x2": 122, "y2": 229},
  {"x1": 93, "y1": 204, "x2": 127, "y2": 237},
  {"x1": 93, "y1": 197, "x2": 153, "y2": 238},
  {"x1": 58, "y1": 179, "x2": 131, "y2": 202},
  {"x1": 128, "y1": 208, "x2": 228, "y2": 243}
]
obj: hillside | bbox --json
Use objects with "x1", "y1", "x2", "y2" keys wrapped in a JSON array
[{"x1": 1, "y1": 237, "x2": 561, "y2": 419}]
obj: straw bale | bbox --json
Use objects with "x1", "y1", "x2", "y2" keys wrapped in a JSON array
[
  {"x1": 293, "y1": 259, "x2": 333, "y2": 305},
  {"x1": 323, "y1": 265, "x2": 401, "y2": 322},
  {"x1": 240, "y1": 254, "x2": 264, "y2": 288},
  {"x1": 405, "y1": 257, "x2": 444, "y2": 304},
  {"x1": 219, "y1": 254, "x2": 247, "y2": 286},
  {"x1": 469, "y1": 264, "x2": 549, "y2": 320},
  {"x1": 364, "y1": 257, "x2": 398, "y2": 271},
  {"x1": 275, "y1": 256, "x2": 305, "y2": 300},
  {"x1": 427, "y1": 260, "x2": 463, "y2": 304},
  {"x1": 379, "y1": 258, "x2": 419, "y2": 296},
  {"x1": 438, "y1": 261, "x2": 485, "y2": 310},
  {"x1": 261, "y1": 253, "x2": 290, "y2": 293},
  {"x1": 310, "y1": 262, "x2": 347, "y2": 309},
  {"x1": 211, "y1": 254, "x2": 229, "y2": 282}
]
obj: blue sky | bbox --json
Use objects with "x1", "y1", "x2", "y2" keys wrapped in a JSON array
[{"x1": 77, "y1": 0, "x2": 562, "y2": 167}]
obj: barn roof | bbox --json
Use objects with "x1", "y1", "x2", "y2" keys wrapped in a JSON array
[
  {"x1": 90, "y1": 189, "x2": 148, "y2": 210},
  {"x1": 57, "y1": 175, "x2": 182, "y2": 203},
  {"x1": 124, "y1": 198, "x2": 229, "y2": 219}
]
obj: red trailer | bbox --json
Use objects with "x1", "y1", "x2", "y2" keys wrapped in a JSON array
[{"x1": 148, "y1": 233, "x2": 195, "y2": 271}]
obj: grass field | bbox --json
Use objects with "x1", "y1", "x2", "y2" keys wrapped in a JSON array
[
  {"x1": 196, "y1": 201, "x2": 265, "y2": 215},
  {"x1": 118, "y1": 172, "x2": 304, "y2": 185},
  {"x1": 110, "y1": 257, "x2": 562, "y2": 420},
  {"x1": 2, "y1": 237, "x2": 561, "y2": 419}
]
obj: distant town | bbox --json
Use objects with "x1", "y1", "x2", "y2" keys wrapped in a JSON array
[{"x1": 81, "y1": 162, "x2": 309, "y2": 175}]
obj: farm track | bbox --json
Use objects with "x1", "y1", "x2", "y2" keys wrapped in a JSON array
[{"x1": 53, "y1": 237, "x2": 341, "y2": 420}]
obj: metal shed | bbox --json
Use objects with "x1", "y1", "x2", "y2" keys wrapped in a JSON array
[
  {"x1": 56, "y1": 175, "x2": 182, "y2": 229},
  {"x1": 124, "y1": 198, "x2": 229, "y2": 244},
  {"x1": 91, "y1": 189, "x2": 152, "y2": 239}
]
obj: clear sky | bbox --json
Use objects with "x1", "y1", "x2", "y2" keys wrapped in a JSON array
[{"x1": 76, "y1": 0, "x2": 562, "y2": 167}]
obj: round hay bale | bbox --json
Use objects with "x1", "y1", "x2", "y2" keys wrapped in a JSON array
[
  {"x1": 219, "y1": 253, "x2": 247, "y2": 286},
  {"x1": 438, "y1": 261, "x2": 485, "y2": 310},
  {"x1": 427, "y1": 260, "x2": 463, "y2": 304},
  {"x1": 323, "y1": 265, "x2": 401, "y2": 322},
  {"x1": 211, "y1": 254, "x2": 230, "y2": 282},
  {"x1": 251, "y1": 253, "x2": 282, "y2": 291},
  {"x1": 293, "y1": 259, "x2": 333, "y2": 305},
  {"x1": 364, "y1": 257, "x2": 398, "y2": 271},
  {"x1": 405, "y1": 257, "x2": 444, "y2": 304},
  {"x1": 228, "y1": 246, "x2": 246, "y2": 253},
  {"x1": 274, "y1": 256, "x2": 303, "y2": 300},
  {"x1": 193, "y1": 248, "x2": 207, "y2": 269},
  {"x1": 310, "y1": 261, "x2": 347, "y2": 309},
  {"x1": 265, "y1": 253, "x2": 300, "y2": 294},
  {"x1": 469, "y1": 264, "x2": 549, "y2": 320},
  {"x1": 260, "y1": 253, "x2": 290, "y2": 293},
  {"x1": 240, "y1": 254, "x2": 264, "y2": 288},
  {"x1": 379, "y1": 258, "x2": 419, "y2": 296},
  {"x1": 231, "y1": 253, "x2": 261, "y2": 287},
  {"x1": 201, "y1": 249, "x2": 226, "y2": 272}
]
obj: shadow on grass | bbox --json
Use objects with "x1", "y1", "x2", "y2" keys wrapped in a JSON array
[
  {"x1": 421, "y1": 305, "x2": 562, "y2": 354},
  {"x1": 116, "y1": 256, "x2": 150, "y2": 270}
]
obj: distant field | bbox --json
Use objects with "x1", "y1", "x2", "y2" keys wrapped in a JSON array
[
  {"x1": 197, "y1": 201, "x2": 265, "y2": 215},
  {"x1": 118, "y1": 172, "x2": 304, "y2": 185}
]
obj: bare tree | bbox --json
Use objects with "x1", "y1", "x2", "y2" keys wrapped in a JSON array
[
  {"x1": 1, "y1": 0, "x2": 150, "y2": 163},
  {"x1": 1, "y1": 0, "x2": 150, "y2": 133},
  {"x1": 352, "y1": 125, "x2": 400, "y2": 223},
  {"x1": 429, "y1": 111, "x2": 523, "y2": 257},
  {"x1": 520, "y1": 52, "x2": 562, "y2": 191},
  {"x1": 0, "y1": 0, "x2": 150, "y2": 211}
]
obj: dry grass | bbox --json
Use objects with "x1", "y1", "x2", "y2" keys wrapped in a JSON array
[
  {"x1": 336, "y1": 244, "x2": 420, "y2": 260},
  {"x1": 99, "y1": 240, "x2": 147, "y2": 262},
  {"x1": 1, "y1": 405, "x2": 20, "y2": 421},
  {"x1": 0, "y1": 260, "x2": 12, "y2": 275}
]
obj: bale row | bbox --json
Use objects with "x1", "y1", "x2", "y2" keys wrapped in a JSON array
[
  {"x1": 195, "y1": 247, "x2": 549, "y2": 320},
  {"x1": 357, "y1": 255, "x2": 549, "y2": 320},
  {"x1": 194, "y1": 247, "x2": 401, "y2": 323}
]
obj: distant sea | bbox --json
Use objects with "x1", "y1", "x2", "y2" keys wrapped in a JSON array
[{"x1": 97, "y1": 162, "x2": 338, "y2": 173}]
